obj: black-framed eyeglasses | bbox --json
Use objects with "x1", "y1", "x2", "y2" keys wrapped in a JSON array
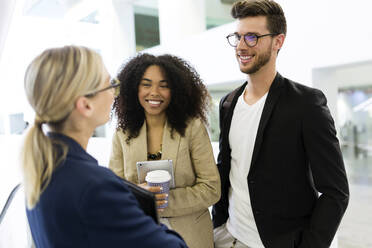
[
  {"x1": 226, "y1": 33, "x2": 278, "y2": 47},
  {"x1": 84, "y1": 78, "x2": 120, "y2": 97}
]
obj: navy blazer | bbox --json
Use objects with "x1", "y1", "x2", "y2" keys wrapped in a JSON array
[
  {"x1": 212, "y1": 73, "x2": 349, "y2": 248},
  {"x1": 26, "y1": 133, "x2": 187, "y2": 248}
]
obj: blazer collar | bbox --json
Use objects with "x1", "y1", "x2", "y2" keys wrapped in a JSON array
[
  {"x1": 220, "y1": 82, "x2": 246, "y2": 149},
  {"x1": 130, "y1": 120, "x2": 181, "y2": 171},
  {"x1": 47, "y1": 132, "x2": 97, "y2": 164},
  {"x1": 249, "y1": 72, "x2": 284, "y2": 174},
  {"x1": 161, "y1": 121, "x2": 181, "y2": 175},
  {"x1": 222, "y1": 73, "x2": 284, "y2": 152},
  {"x1": 129, "y1": 122, "x2": 148, "y2": 163}
]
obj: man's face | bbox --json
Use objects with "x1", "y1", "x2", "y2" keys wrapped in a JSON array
[{"x1": 235, "y1": 16, "x2": 276, "y2": 75}]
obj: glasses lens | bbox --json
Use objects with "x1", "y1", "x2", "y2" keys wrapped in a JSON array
[
  {"x1": 111, "y1": 78, "x2": 119, "y2": 86},
  {"x1": 227, "y1": 34, "x2": 239, "y2": 47},
  {"x1": 111, "y1": 78, "x2": 120, "y2": 96},
  {"x1": 244, "y1": 34, "x2": 257, "y2": 47}
]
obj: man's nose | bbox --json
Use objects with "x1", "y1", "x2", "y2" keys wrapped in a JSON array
[{"x1": 237, "y1": 36, "x2": 248, "y2": 49}]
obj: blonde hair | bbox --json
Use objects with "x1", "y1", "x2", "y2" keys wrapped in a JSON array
[{"x1": 22, "y1": 45, "x2": 105, "y2": 208}]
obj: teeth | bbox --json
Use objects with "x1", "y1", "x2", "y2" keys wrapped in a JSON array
[
  {"x1": 148, "y1": 100, "x2": 161, "y2": 105},
  {"x1": 240, "y1": 55, "x2": 252, "y2": 59}
]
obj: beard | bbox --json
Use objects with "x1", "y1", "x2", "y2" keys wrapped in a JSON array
[{"x1": 239, "y1": 42, "x2": 273, "y2": 74}]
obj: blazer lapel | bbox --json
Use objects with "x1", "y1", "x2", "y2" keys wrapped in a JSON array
[
  {"x1": 221, "y1": 83, "x2": 247, "y2": 152},
  {"x1": 129, "y1": 122, "x2": 148, "y2": 167},
  {"x1": 249, "y1": 73, "x2": 284, "y2": 174},
  {"x1": 161, "y1": 121, "x2": 181, "y2": 176}
]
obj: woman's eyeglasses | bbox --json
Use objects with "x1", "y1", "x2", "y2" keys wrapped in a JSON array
[{"x1": 84, "y1": 78, "x2": 120, "y2": 97}]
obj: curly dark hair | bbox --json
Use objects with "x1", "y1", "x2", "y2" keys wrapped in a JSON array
[{"x1": 113, "y1": 53, "x2": 211, "y2": 143}]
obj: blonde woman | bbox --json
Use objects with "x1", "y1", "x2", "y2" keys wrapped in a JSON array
[
  {"x1": 109, "y1": 53, "x2": 221, "y2": 248},
  {"x1": 21, "y1": 46, "x2": 187, "y2": 248}
]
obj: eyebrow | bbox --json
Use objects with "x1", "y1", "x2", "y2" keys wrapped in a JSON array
[
  {"x1": 141, "y1": 78, "x2": 168, "y2": 83},
  {"x1": 234, "y1": 32, "x2": 259, "y2": 36}
]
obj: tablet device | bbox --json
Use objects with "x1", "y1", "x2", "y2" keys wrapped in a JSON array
[
  {"x1": 136, "y1": 159, "x2": 175, "y2": 188},
  {"x1": 121, "y1": 179, "x2": 159, "y2": 224}
]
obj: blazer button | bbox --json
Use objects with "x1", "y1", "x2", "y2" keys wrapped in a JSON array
[{"x1": 249, "y1": 180, "x2": 255, "y2": 184}]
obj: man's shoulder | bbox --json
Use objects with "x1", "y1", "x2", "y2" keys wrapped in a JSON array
[
  {"x1": 220, "y1": 83, "x2": 246, "y2": 105},
  {"x1": 280, "y1": 76, "x2": 325, "y2": 103}
]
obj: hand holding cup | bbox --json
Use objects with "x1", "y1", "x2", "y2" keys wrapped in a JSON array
[
  {"x1": 145, "y1": 170, "x2": 171, "y2": 210},
  {"x1": 138, "y1": 182, "x2": 168, "y2": 211}
]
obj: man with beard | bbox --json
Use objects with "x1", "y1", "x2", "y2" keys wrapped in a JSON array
[{"x1": 212, "y1": 1, "x2": 349, "y2": 248}]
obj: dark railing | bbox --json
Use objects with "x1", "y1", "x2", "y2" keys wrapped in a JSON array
[{"x1": 0, "y1": 183, "x2": 21, "y2": 225}]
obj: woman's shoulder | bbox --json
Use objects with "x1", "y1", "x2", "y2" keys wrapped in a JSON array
[
  {"x1": 113, "y1": 128, "x2": 126, "y2": 136},
  {"x1": 80, "y1": 165, "x2": 129, "y2": 196},
  {"x1": 112, "y1": 124, "x2": 146, "y2": 144},
  {"x1": 183, "y1": 117, "x2": 207, "y2": 137},
  {"x1": 112, "y1": 128, "x2": 129, "y2": 143},
  {"x1": 40, "y1": 159, "x2": 124, "y2": 207},
  {"x1": 56, "y1": 158, "x2": 117, "y2": 185},
  {"x1": 186, "y1": 117, "x2": 204, "y2": 129}
]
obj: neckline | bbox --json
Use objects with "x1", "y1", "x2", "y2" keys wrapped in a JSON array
[
  {"x1": 147, "y1": 144, "x2": 162, "y2": 160},
  {"x1": 239, "y1": 91, "x2": 268, "y2": 107}
]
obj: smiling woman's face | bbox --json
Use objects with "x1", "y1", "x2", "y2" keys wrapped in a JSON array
[{"x1": 138, "y1": 65, "x2": 171, "y2": 118}]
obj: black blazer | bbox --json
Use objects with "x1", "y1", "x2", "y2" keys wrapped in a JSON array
[{"x1": 212, "y1": 73, "x2": 349, "y2": 248}]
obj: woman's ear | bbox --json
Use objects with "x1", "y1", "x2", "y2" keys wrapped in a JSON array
[{"x1": 75, "y1": 96, "x2": 94, "y2": 118}]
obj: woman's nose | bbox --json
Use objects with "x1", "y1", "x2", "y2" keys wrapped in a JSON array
[{"x1": 149, "y1": 86, "x2": 159, "y2": 96}]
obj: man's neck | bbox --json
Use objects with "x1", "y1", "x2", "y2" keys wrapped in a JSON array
[{"x1": 243, "y1": 65, "x2": 277, "y2": 105}]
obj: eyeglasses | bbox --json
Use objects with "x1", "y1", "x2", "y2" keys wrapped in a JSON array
[
  {"x1": 226, "y1": 33, "x2": 278, "y2": 47},
  {"x1": 84, "y1": 78, "x2": 120, "y2": 97}
]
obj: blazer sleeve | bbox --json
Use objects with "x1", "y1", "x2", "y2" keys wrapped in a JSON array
[
  {"x1": 78, "y1": 173, "x2": 187, "y2": 248},
  {"x1": 109, "y1": 131, "x2": 125, "y2": 179},
  {"x1": 164, "y1": 119, "x2": 221, "y2": 217},
  {"x1": 300, "y1": 90, "x2": 349, "y2": 248}
]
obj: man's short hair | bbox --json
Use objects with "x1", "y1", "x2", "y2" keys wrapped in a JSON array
[{"x1": 231, "y1": 0, "x2": 287, "y2": 35}]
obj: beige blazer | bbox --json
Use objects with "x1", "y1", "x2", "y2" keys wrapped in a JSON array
[{"x1": 109, "y1": 118, "x2": 221, "y2": 248}]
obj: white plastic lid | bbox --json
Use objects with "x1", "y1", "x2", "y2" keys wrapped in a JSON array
[{"x1": 145, "y1": 170, "x2": 171, "y2": 183}]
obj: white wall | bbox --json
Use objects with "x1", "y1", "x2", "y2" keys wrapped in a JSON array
[
  {"x1": 0, "y1": 0, "x2": 16, "y2": 61},
  {"x1": 0, "y1": 5, "x2": 113, "y2": 117},
  {"x1": 145, "y1": 0, "x2": 372, "y2": 88},
  {"x1": 313, "y1": 61, "x2": 372, "y2": 126},
  {"x1": 3, "y1": 0, "x2": 371, "y2": 118}
]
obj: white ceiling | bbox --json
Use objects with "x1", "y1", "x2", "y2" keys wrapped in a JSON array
[{"x1": 22, "y1": 0, "x2": 233, "y2": 24}]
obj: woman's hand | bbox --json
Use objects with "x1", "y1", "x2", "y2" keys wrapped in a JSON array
[{"x1": 138, "y1": 183, "x2": 168, "y2": 212}]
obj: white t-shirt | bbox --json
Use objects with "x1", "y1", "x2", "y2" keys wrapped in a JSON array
[{"x1": 226, "y1": 90, "x2": 267, "y2": 248}]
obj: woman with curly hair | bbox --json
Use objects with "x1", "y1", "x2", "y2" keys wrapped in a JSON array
[{"x1": 109, "y1": 53, "x2": 221, "y2": 248}]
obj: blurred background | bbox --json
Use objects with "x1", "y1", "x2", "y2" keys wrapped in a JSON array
[{"x1": 1, "y1": 0, "x2": 371, "y2": 247}]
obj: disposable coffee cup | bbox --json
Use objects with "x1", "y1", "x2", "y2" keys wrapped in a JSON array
[{"x1": 145, "y1": 170, "x2": 171, "y2": 209}]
